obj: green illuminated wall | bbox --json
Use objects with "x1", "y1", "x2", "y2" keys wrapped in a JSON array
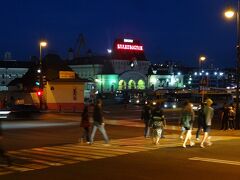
[{"x1": 96, "y1": 74, "x2": 118, "y2": 92}]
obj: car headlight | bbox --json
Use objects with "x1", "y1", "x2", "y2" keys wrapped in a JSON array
[
  {"x1": 172, "y1": 104, "x2": 176, "y2": 108},
  {"x1": 153, "y1": 101, "x2": 156, "y2": 105},
  {"x1": 164, "y1": 104, "x2": 168, "y2": 108},
  {"x1": 136, "y1": 100, "x2": 140, "y2": 103}
]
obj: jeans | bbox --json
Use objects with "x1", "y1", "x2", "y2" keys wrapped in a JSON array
[
  {"x1": 90, "y1": 123, "x2": 109, "y2": 143},
  {"x1": 81, "y1": 127, "x2": 90, "y2": 142},
  {"x1": 144, "y1": 121, "x2": 150, "y2": 137},
  {"x1": 196, "y1": 123, "x2": 204, "y2": 139},
  {"x1": 0, "y1": 144, "x2": 11, "y2": 165}
]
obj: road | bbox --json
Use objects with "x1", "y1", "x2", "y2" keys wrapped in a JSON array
[{"x1": 0, "y1": 104, "x2": 240, "y2": 179}]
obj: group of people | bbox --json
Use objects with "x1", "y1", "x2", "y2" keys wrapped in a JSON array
[
  {"x1": 80, "y1": 99, "x2": 109, "y2": 145},
  {"x1": 180, "y1": 99, "x2": 214, "y2": 148},
  {"x1": 141, "y1": 98, "x2": 214, "y2": 148},
  {"x1": 220, "y1": 103, "x2": 236, "y2": 130}
]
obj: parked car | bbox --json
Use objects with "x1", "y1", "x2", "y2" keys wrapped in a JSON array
[
  {"x1": 163, "y1": 97, "x2": 178, "y2": 109},
  {"x1": 6, "y1": 104, "x2": 40, "y2": 119}
]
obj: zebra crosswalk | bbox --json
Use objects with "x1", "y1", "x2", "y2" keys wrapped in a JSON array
[{"x1": 0, "y1": 134, "x2": 239, "y2": 176}]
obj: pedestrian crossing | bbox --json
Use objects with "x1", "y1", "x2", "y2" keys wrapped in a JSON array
[{"x1": 0, "y1": 134, "x2": 240, "y2": 176}]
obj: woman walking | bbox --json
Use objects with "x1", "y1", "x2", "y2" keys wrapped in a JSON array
[
  {"x1": 200, "y1": 98, "x2": 214, "y2": 148},
  {"x1": 181, "y1": 101, "x2": 195, "y2": 148},
  {"x1": 151, "y1": 103, "x2": 166, "y2": 145},
  {"x1": 80, "y1": 106, "x2": 90, "y2": 144}
]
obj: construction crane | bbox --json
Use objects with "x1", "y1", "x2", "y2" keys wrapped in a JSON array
[{"x1": 74, "y1": 33, "x2": 86, "y2": 58}]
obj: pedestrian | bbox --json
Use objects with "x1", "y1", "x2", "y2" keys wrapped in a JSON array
[
  {"x1": 228, "y1": 106, "x2": 235, "y2": 130},
  {"x1": 141, "y1": 101, "x2": 151, "y2": 138},
  {"x1": 0, "y1": 119, "x2": 11, "y2": 166},
  {"x1": 90, "y1": 99, "x2": 109, "y2": 145},
  {"x1": 196, "y1": 102, "x2": 206, "y2": 141},
  {"x1": 200, "y1": 98, "x2": 214, "y2": 148},
  {"x1": 181, "y1": 101, "x2": 195, "y2": 148},
  {"x1": 220, "y1": 103, "x2": 229, "y2": 130},
  {"x1": 79, "y1": 105, "x2": 90, "y2": 144},
  {"x1": 151, "y1": 103, "x2": 166, "y2": 145}
]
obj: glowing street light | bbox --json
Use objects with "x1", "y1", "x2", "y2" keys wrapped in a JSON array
[
  {"x1": 224, "y1": 8, "x2": 235, "y2": 19},
  {"x1": 199, "y1": 56, "x2": 206, "y2": 61},
  {"x1": 107, "y1": 49, "x2": 112, "y2": 54},
  {"x1": 40, "y1": 41, "x2": 47, "y2": 47}
]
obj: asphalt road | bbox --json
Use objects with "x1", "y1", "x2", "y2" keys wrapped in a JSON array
[{"x1": 0, "y1": 104, "x2": 240, "y2": 179}]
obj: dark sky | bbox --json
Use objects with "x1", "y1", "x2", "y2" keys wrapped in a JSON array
[{"x1": 0, "y1": 0, "x2": 237, "y2": 67}]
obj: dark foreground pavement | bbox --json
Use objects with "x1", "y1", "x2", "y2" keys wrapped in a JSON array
[{"x1": 0, "y1": 120, "x2": 240, "y2": 180}]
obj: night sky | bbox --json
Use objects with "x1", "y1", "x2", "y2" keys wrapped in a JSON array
[{"x1": 0, "y1": 0, "x2": 238, "y2": 67}]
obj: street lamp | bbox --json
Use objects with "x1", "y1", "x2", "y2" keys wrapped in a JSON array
[
  {"x1": 224, "y1": 2, "x2": 240, "y2": 129},
  {"x1": 199, "y1": 55, "x2": 207, "y2": 102},
  {"x1": 199, "y1": 55, "x2": 206, "y2": 71},
  {"x1": 39, "y1": 40, "x2": 47, "y2": 110}
]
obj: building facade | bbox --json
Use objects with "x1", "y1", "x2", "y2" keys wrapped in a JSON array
[{"x1": 68, "y1": 38, "x2": 150, "y2": 93}]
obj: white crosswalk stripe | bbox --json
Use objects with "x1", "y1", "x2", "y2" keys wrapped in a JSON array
[{"x1": 0, "y1": 134, "x2": 239, "y2": 176}]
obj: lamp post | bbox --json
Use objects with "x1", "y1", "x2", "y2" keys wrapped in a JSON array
[
  {"x1": 199, "y1": 56, "x2": 206, "y2": 102},
  {"x1": 224, "y1": 2, "x2": 240, "y2": 129},
  {"x1": 39, "y1": 41, "x2": 47, "y2": 110},
  {"x1": 199, "y1": 55, "x2": 206, "y2": 71}
]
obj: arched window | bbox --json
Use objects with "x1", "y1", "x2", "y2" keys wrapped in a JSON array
[
  {"x1": 137, "y1": 79, "x2": 145, "y2": 90},
  {"x1": 118, "y1": 80, "x2": 126, "y2": 90},
  {"x1": 128, "y1": 80, "x2": 136, "y2": 89}
]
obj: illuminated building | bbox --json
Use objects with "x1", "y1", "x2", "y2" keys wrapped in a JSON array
[
  {"x1": 148, "y1": 63, "x2": 184, "y2": 90},
  {"x1": 0, "y1": 60, "x2": 29, "y2": 91},
  {"x1": 69, "y1": 38, "x2": 150, "y2": 93}
]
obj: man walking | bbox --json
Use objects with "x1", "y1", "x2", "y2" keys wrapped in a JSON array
[
  {"x1": 90, "y1": 99, "x2": 109, "y2": 145},
  {"x1": 141, "y1": 101, "x2": 151, "y2": 138},
  {"x1": 196, "y1": 102, "x2": 206, "y2": 141}
]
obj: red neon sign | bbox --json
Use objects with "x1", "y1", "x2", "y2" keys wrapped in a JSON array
[{"x1": 117, "y1": 44, "x2": 143, "y2": 51}]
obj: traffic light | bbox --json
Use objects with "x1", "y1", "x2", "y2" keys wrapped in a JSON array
[
  {"x1": 43, "y1": 75, "x2": 47, "y2": 86},
  {"x1": 35, "y1": 73, "x2": 41, "y2": 87},
  {"x1": 37, "y1": 90, "x2": 43, "y2": 96}
]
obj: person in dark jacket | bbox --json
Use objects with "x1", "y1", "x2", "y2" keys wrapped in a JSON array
[
  {"x1": 141, "y1": 102, "x2": 151, "y2": 138},
  {"x1": 196, "y1": 102, "x2": 206, "y2": 141},
  {"x1": 80, "y1": 106, "x2": 90, "y2": 144},
  {"x1": 0, "y1": 119, "x2": 11, "y2": 166},
  {"x1": 220, "y1": 103, "x2": 229, "y2": 130},
  {"x1": 90, "y1": 99, "x2": 109, "y2": 144}
]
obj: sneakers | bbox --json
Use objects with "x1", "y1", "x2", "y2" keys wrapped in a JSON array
[
  {"x1": 190, "y1": 141, "x2": 195, "y2": 147},
  {"x1": 103, "y1": 143, "x2": 111, "y2": 147},
  {"x1": 182, "y1": 144, "x2": 186, "y2": 148},
  {"x1": 78, "y1": 138, "x2": 84, "y2": 143},
  {"x1": 206, "y1": 142, "x2": 213, "y2": 146},
  {"x1": 200, "y1": 143, "x2": 205, "y2": 148}
]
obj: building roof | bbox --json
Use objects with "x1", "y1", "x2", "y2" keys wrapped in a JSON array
[
  {"x1": 67, "y1": 55, "x2": 110, "y2": 65},
  {"x1": 0, "y1": 60, "x2": 32, "y2": 68}
]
